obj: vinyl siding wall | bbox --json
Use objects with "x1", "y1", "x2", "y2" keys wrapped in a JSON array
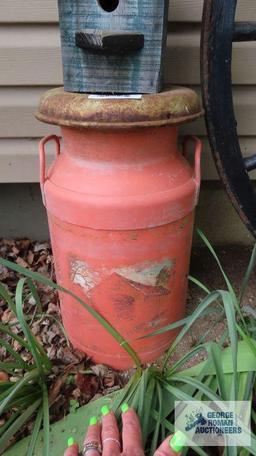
[{"x1": 0, "y1": 0, "x2": 256, "y2": 182}]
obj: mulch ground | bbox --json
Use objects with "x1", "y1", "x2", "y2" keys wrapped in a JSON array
[{"x1": 0, "y1": 238, "x2": 255, "y2": 446}]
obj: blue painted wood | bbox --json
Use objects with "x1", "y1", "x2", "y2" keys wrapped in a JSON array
[{"x1": 58, "y1": 0, "x2": 169, "y2": 94}]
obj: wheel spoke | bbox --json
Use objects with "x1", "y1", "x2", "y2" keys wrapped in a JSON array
[
  {"x1": 233, "y1": 22, "x2": 256, "y2": 42},
  {"x1": 244, "y1": 155, "x2": 256, "y2": 172}
]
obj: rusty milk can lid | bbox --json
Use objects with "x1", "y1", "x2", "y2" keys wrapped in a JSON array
[{"x1": 35, "y1": 87, "x2": 203, "y2": 129}]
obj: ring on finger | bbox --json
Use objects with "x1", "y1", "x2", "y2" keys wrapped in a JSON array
[
  {"x1": 82, "y1": 441, "x2": 102, "y2": 455},
  {"x1": 103, "y1": 438, "x2": 121, "y2": 447}
]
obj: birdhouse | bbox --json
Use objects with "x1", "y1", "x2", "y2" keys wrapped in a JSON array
[{"x1": 58, "y1": 0, "x2": 169, "y2": 94}]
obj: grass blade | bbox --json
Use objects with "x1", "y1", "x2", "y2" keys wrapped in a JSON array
[
  {"x1": 140, "y1": 307, "x2": 221, "y2": 340},
  {"x1": 0, "y1": 369, "x2": 39, "y2": 415},
  {"x1": 0, "y1": 338, "x2": 31, "y2": 371},
  {"x1": 137, "y1": 369, "x2": 148, "y2": 421},
  {"x1": 207, "y1": 343, "x2": 227, "y2": 400},
  {"x1": 42, "y1": 383, "x2": 50, "y2": 456},
  {"x1": 163, "y1": 291, "x2": 223, "y2": 368},
  {"x1": 0, "y1": 323, "x2": 30, "y2": 350},
  {"x1": 194, "y1": 375, "x2": 216, "y2": 401},
  {"x1": 0, "y1": 411, "x2": 20, "y2": 438},
  {"x1": 239, "y1": 243, "x2": 256, "y2": 304},
  {"x1": 7, "y1": 391, "x2": 41, "y2": 410},
  {"x1": 197, "y1": 230, "x2": 245, "y2": 326},
  {"x1": 0, "y1": 382, "x2": 12, "y2": 394},
  {"x1": 0, "y1": 362, "x2": 25, "y2": 374},
  {"x1": 237, "y1": 324, "x2": 256, "y2": 357},
  {"x1": 27, "y1": 406, "x2": 43, "y2": 456},
  {"x1": 161, "y1": 381, "x2": 197, "y2": 402},
  {"x1": 140, "y1": 373, "x2": 156, "y2": 446},
  {"x1": 0, "y1": 399, "x2": 41, "y2": 452},
  {"x1": 0, "y1": 283, "x2": 16, "y2": 315},
  {"x1": 16, "y1": 278, "x2": 52, "y2": 373},
  {"x1": 188, "y1": 275, "x2": 211, "y2": 294},
  {"x1": 26, "y1": 278, "x2": 43, "y2": 314},
  {"x1": 112, "y1": 370, "x2": 142, "y2": 416},
  {"x1": 150, "y1": 381, "x2": 162, "y2": 455},
  {"x1": 15, "y1": 278, "x2": 48, "y2": 376},
  {"x1": 0, "y1": 258, "x2": 141, "y2": 368},
  {"x1": 170, "y1": 375, "x2": 220, "y2": 401},
  {"x1": 237, "y1": 372, "x2": 255, "y2": 401},
  {"x1": 197, "y1": 230, "x2": 235, "y2": 299},
  {"x1": 218, "y1": 290, "x2": 238, "y2": 399},
  {"x1": 176, "y1": 340, "x2": 256, "y2": 377},
  {"x1": 167, "y1": 344, "x2": 206, "y2": 376}
]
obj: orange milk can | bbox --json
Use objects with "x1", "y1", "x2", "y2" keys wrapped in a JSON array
[{"x1": 36, "y1": 87, "x2": 202, "y2": 369}]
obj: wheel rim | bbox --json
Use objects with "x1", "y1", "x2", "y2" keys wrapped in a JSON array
[{"x1": 201, "y1": 0, "x2": 256, "y2": 238}]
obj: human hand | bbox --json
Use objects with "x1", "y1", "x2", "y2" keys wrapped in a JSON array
[{"x1": 64, "y1": 404, "x2": 186, "y2": 456}]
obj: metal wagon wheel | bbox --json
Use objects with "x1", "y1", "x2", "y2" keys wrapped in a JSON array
[{"x1": 201, "y1": 0, "x2": 256, "y2": 238}]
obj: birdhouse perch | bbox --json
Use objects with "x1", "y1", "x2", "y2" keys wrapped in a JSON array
[{"x1": 58, "y1": 0, "x2": 169, "y2": 94}]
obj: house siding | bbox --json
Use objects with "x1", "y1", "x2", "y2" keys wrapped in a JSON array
[{"x1": 0, "y1": 0, "x2": 255, "y2": 182}]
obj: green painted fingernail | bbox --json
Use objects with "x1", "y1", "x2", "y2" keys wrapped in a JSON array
[
  {"x1": 68, "y1": 436, "x2": 75, "y2": 447},
  {"x1": 169, "y1": 431, "x2": 187, "y2": 453},
  {"x1": 89, "y1": 416, "x2": 98, "y2": 426},
  {"x1": 121, "y1": 403, "x2": 129, "y2": 413},
  {"x1": 101, "y1": 405, "x2": 110, "y2": 416}
]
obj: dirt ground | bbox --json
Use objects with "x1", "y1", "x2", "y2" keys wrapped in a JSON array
[
  {"x1": 190, "y1": 245, "x2": 256, "y2": 306},
  {"x1": 168, "y1": 244, "x2": 256, "y2": 368},
  {"x1": 189, "y1": 244, "x2": 256, "y2": 322}
]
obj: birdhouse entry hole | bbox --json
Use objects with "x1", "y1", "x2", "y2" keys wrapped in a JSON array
[{"x1": 98, "y1": 0, "x2": 119, "y2": 12}]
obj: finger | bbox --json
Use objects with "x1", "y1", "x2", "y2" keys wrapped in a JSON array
[
  {"x1": 121, "y1": 405, "x2": 144, "y2": 456},
  {"x1": 154, "y1": 433, "x2": 186, "y2": 456},
  {"x1": 64, "y1": 443, "x2": 79, "y2": 456},
  {"x1": 101, "y1": 407, "x2": 120, "y2": 456},
  {"x1": 84, "y1": 416, "x2": 102, "y2": 456}
]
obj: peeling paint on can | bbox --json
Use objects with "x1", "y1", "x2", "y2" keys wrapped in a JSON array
[{"x1": 70, "y1": 258, "x2": 175, "y2": 294}]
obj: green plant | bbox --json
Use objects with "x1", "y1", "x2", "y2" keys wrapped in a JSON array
[
  {"x1": 109, "y1": 232, "x2": 256, "y2": 456},
  {"x1": 112, "y1": 231, "x2": 256, "y2": 456},
  {"x1": 0, "y1": 279, "x2": 52, "y2": 456},
  {"x1": 0, "y1": 259, "x2": 142, "y2": 456},
  {"x1": 1, "y1": 232, "x2": 256, "y2": 456}
]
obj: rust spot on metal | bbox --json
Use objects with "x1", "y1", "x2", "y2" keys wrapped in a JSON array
[
  {"x1": 115, "y1": 295, "x2": 135, "y2": 307},
  {"x1": 179, "y1": 216, "x2": 191, "y2": 230},
  {"x1": 114, "y1": 295, "x2": 135, "y2": 320},
  {"x1": 128, "y1": 280, "x2": 170, "y2": 296},
  {"x1": 156, "y1": 266, "x2": 172, "y2": 289},
  {"x1": 129, "y1": 231, "x2": 138, "y2": 240},
  {"x1": 35, "y1": 87, "x2": 203, "y2": 130}
]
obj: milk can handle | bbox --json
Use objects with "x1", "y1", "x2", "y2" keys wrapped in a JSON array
[
  {"x1": 182, "y1": 135, "x2": 202, "y2": 201},
  {"x1": 39, "y1": 135, "x2": 61, "y2": 205}
]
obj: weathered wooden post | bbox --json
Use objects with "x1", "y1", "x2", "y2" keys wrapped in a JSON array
[{"x1": 58, "y1": 0, "x2": 169, "y2": 93}]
